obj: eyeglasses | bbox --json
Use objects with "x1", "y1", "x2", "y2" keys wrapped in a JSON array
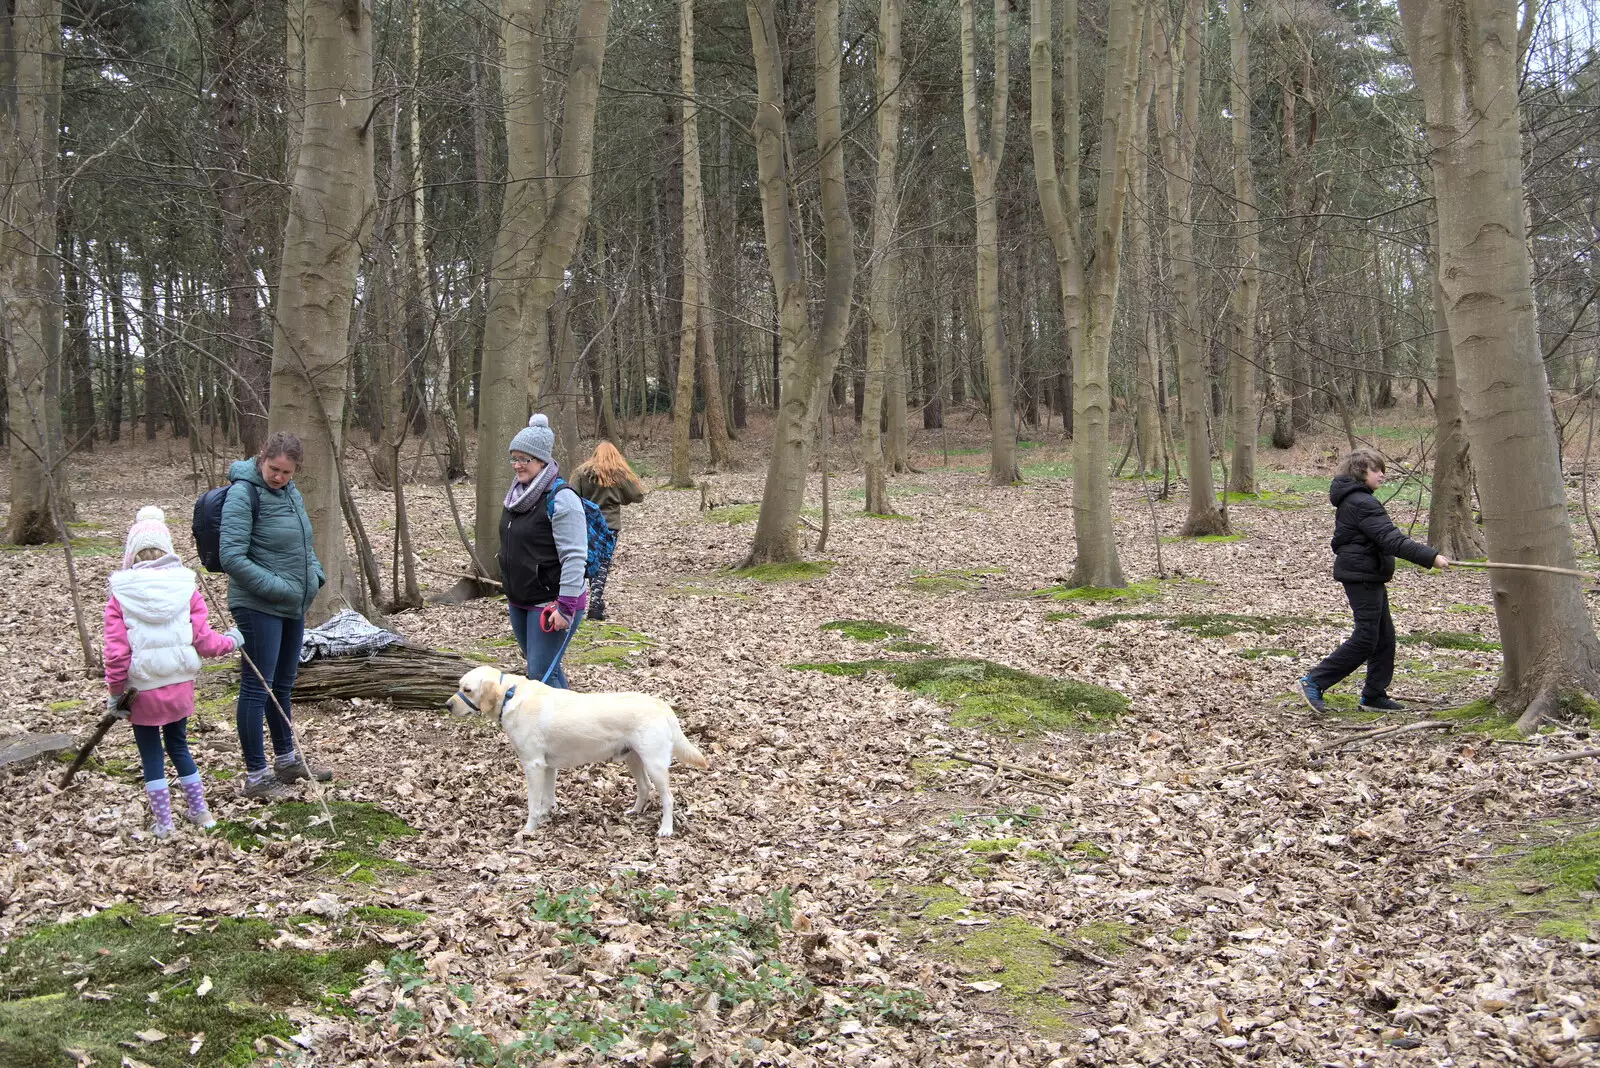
[{"x1": 510, "y1": 457, "x2": 537, "y2": 467}]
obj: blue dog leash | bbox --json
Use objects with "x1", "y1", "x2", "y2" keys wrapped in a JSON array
[{"x1": 538, "y1": 608, "x2": 581, "y2": 684}]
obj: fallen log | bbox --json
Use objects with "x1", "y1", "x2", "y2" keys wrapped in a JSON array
[{"x1": 294, "y1": 643, "x2": 489, "y2": 709}]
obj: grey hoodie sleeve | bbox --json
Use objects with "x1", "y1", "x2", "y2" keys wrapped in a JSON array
[{"x1": 549, "y1": 487, "x2": 589, "y2": 597}]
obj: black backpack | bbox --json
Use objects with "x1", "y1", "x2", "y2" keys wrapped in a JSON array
[{"x1": 192, "y1": 480, "x2": 260, "y2": 573}]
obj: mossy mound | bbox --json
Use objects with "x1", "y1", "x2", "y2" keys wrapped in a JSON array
[
  {"x1": 790, "y1": 658, "x2": 1125, "y2": 736},
  {"x1": 568, "y1": 621, "x2": 655, "y2": 666},
  {"x1": 886, "y1": 640, "x2": 938, "y2": 653},
  {"x1": 0, "y1": 905, "x2": 390, "y2": 1067},
  {"x1": 903, "y1": 567, "x2": 1004, "y2": 595},
  {"x1": 1399, "y1": 630, "x2": 1500, "y2": 652},
  {"x1": 820, "y1": 619, "x2": 912, "y2": 642},
  {"x1": 1460, "y1": 826, "x2": 1600, "y2": 942},
  {"x1": 216, "y1": 801, "x2": 418, "y2": 884},
  {"x1": 732, "y1": 561, "x2": 835, "y2": 583},
  {"x1": 704, "y1": 503, "x2": 760, "y2": 524}
]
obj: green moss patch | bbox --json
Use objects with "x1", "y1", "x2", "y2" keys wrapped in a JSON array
[
  {"x1": 351, "y1": 906, "x2": 428, "y2": 927},
  {"x1": 1020, "y1": 461, "x2": 1073, "y2": 479},
  {"x1": 0, "y1": 535, "x2": 122, "y2": 557},
  {"x1": 886, "y1": 640, "x2": 938, "y2": 653},
  {"x1": 666, "y1": 584, "x2": 749, "y2": 600},
  {"x1": 1161, "y1": 533, "x2": 1242, "y2": 545},
  {"x1": 903, "y1": 567, "x2": 1004, "y2": 595},
  {"x1": 789, "y1": 658, "x2": 1125, "y2": 736},
  {"x1": 732, "y1": 561, "x2": 835, "y2": 583},
  {"x1": 0, "y1": 905, "x2": 384, "y2": 1067},
  {"x1": 1460, "y1": 826, "x2": 1600, "y2": 942},
  {"x1": 1081, "y1": 612, "x2": 1301, "y2": 637},
  {"x1": 568, "y1": 621, "x2": 655, "y2": 667},
  {"x1": 1430, "y1": 699, "x2": 1521, "y2": 739},
  {"x1": 883, "y1": 884, "x2": 1131, "y2": 1036},
  {"x1": 821, "y1": 619, "x2": 912, "y2": 641},
  {"x1": 1399, "y1": 630, "x2": 1500, "y2": 652},
  {"x1": 1033, "y1": 576, "x2": 1195, "y2": 602},
  {"x1": 216, "y1": 801, "x2": 418, "y2": 884},
  {"x1": 1234, "y1": 647, "x2": 1297, "y2": 660},
  {"x1": 704, "y1": 503, "x2": 760, "y2": 524}
]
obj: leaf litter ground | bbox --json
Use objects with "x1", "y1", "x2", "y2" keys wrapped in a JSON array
[{"x1": 1, "y1": 424, "x2": 1598, "y2": 1065}]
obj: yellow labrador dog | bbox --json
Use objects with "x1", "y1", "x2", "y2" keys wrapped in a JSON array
[{"x1": 447, "y1": 666, "x2": 708, "y2": 837}]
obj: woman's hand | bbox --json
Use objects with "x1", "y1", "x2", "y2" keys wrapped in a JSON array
[
  {"x1": 1434, "y1": 554, "x2": 1453, "y2": 569},
  {"x1": 541, "y1": 606, "x2": 570, "y2": 632}
]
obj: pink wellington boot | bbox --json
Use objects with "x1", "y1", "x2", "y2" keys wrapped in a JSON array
[
  {"x1": 145, "y1": 782, "x2": 175, "y2": 838},
  {"x1": 176, "y1": 773, "x2": 216, "y2": 829}
]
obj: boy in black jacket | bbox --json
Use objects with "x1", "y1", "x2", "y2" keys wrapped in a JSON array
[{"x1": 1298, "y1": 449, "x2": 1452, "y2": 713}]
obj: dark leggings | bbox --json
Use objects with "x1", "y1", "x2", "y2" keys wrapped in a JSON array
[
  {"x1": 132, "y1": 720, "x2": 197, "y2": 784},
  {"x1": 1308, "y1": 581, "x2": 1395, "y2": 700},
  {"x1": 590, "y1": 532, "x2": 617, "y2": 610}
]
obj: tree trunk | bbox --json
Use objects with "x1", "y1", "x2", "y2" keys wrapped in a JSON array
[
  {"x1": 670, "y1": 0, "x2": 705, "y2": 487},
  {"x1": 2, "y1": 0, "x2": 67, "y2": 543},
  {"x1": 471, "y1": 0, "x2": 612, "y2": 587},
  {"x1": 213, "y1": 0, "x2": 270, "y2": 457},
  {"x1": 862, "y1": 0, "x2": 904, "y2": 515},
  {"x1": 267, "y1": 0, "x2": 375, "y2": 623},
  {"x1": 1225, "y1": 0, "x2": 1258, "y2": 495},
  {"x1": 1156, "y1": 0, "x2": 1224, "y2": 536},
  {"x1": 62, "y1": 232, "x2": 93, "y2": 451},
  {"x1": 960, "y1": 0, "x2": 1019, "y2": 485},
  {"x1": 1030, "y1": 0, "x2": 1146, "y2": 586},
  {"x1": 744, "y1": 0, "x2": 854, "y2": 564},
  {"x1": 1399, "y1": 0, "x2": 1600, "y2": 731}
]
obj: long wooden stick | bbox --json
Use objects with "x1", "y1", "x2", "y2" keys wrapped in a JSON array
[{"x1": 1452, "y1": 560, "x2": 1598, "y2": 580}]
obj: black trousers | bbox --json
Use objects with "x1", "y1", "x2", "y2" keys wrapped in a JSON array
[{"x1": 1308, "y1": 581, "x2": 1394, "y2": 700}]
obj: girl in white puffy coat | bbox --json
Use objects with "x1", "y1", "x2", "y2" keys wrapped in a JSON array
[{"x1": 103, "y1": 507, "x2": 241, "y2": 838}]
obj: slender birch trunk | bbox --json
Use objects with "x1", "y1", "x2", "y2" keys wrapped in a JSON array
[
  {"x1": 1030, "y1": 0, "x2": 1146, "y2": 586},
  {"x1": 1156, "y1": 0, "x2": 1225, "y2": 535},
  {"x1": 1398, "y1": 0, "x2": 1600, "y2": 731},
  {"x1": 744, "y1": 0, "x2": 854, "y2": 564},
  {"x1": 1225, "y1": 0, "x2": 1259, "y2": 495},
  {"x1": 862, "y1": 0, "x2": 905, "y2": 515},
  {"x1": 959, "y1": 0, "x2": 1019, "y2": 485}
]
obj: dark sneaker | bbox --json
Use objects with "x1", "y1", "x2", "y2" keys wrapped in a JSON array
[
  {"x1": 1297, "y1": 676, "x2": 1328, "y2": 714},
  {"x1": 1359, "y1": 695, "x2": 1409, "y2": 713},
  {"x1": 241, "y1": 776, "x2": 294, "y2": 801},
  {"x1": 275, "y1": 758, "x2": 334, "y2": 784}
]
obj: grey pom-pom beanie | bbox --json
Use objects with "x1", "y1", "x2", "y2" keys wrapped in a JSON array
[{"x1": 509, "y1": 413, "x2": 555, "y2": 463}]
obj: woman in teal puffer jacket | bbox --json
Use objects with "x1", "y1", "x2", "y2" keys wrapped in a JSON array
[{"x1": 218, "y1": 431, "x2": 332, "y2": 799}]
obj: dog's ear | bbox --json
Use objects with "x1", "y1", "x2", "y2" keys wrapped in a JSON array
[{"x1": 477, "y1": 671, "x2": 507, "y2": 716}]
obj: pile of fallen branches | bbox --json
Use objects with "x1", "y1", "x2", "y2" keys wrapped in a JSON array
[{"x1": 295, "y1": 643, "x2": 485, "y2": 709}]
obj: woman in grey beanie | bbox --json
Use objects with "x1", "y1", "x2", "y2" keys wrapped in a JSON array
[{"x1": 498, "y1": 414, "x2": 589, "y2": 687}]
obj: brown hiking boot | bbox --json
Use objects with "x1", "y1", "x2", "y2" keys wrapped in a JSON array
[{"x1": 275, "y1": 757, "x2": 334, "y2": 784}]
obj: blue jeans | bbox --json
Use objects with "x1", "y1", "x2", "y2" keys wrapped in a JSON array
[
  {"x1": 132, "y1": 720, "x2": 197, "y2": 784},
  {"x1": 234, "y1": 606, "x2": 304, "y2": 772},
  {"x1": 508, "y1": 604, "x2": 584, "y2": 689}
]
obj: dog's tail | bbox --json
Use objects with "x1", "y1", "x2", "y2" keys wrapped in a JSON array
[{"x1": 673, "y1": 724, "x2": 709, "y2": 769}]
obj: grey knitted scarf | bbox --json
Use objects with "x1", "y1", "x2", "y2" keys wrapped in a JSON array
[{"x1": 504, "y1": 460, "x2": 560, "y2": 514}]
